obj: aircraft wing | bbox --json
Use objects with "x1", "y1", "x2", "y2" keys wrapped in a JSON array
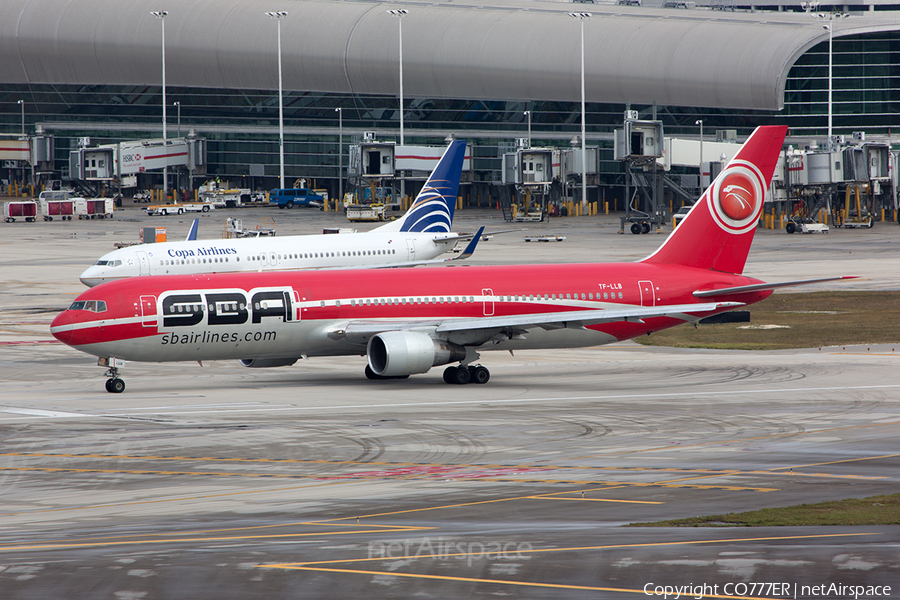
[
  {"x1": 431, "y1": 228, "x2": 522, "y2": 243},
  {"x1": 433, "y1": 301, "x2": 743, "y2": 333},
  {"x1": 336, "y1": 301, "x2": 742, "y2": 345}
]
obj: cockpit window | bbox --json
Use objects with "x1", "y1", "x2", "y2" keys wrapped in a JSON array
[
  {"x1": 94, "y1": 260, "x2": 122, "y2": 267},
  {"x1": 68, "y1": 300, "x2": 107, "y2": 312}
]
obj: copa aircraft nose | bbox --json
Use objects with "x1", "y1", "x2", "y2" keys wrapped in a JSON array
[{"x1": 79, "y1": 267, "x2": 103, "y2": 287}]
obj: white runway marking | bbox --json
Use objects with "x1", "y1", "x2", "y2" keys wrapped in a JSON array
[
  {"x1": 0, "y1": 406, "x2": 86, "y2": 418},
  {"x1": 2, "y1": 384, "x2": 897, "y2": 422}
]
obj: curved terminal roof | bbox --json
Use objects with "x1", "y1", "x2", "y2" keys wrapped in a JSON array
[{"x1": 2, "y1": 0, "x2": 900, "y2": 110}]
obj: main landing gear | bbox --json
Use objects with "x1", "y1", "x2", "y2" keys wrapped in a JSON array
[
  {"x1": 100, "y1": 357, "x2": 125, "y2": 393},
  {"x1": 443, "y1": 365, "x2": 490, "y2": 385}
]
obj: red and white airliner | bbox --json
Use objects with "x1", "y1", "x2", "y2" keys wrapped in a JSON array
[{"x1": 51, "y1": 126, "x2": 852, "y2": 393}]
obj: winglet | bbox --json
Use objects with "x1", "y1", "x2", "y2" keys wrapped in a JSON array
[
  {"x1": 453, "y1": 226, "x2": 484, "y2": 261},
  {"x1": 185, "y1": 218, "x2": 199, "y2": 241}
]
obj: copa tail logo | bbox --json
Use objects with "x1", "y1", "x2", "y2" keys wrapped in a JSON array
[
  {"x1": 400, "y1": 180, "x2": 454, "y2": 233},
  {"x1": 708, "y1": 160, "x2": 766, "y2": 235}
]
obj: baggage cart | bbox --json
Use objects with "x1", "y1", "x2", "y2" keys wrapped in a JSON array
[
  {"x1": 41, "y1": 199, "x2": 76, "y2": 221},
  {"x1": 4, "y1": 200, "x2": 38, "y2": 223},
  {"x1": 76, "y1": 198, "x2": 115, "y2": 219}
]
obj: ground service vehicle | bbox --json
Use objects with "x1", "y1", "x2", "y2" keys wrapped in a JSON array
[
  {"x1": 75, "y1": 198, "x2": 115, "y2": 219},
  {"x1": 269, "y1": 188, "x2": 324, "y2": 209},
  {"x1": 4, "y1": 200, "x2": 38, "y2": 222}
]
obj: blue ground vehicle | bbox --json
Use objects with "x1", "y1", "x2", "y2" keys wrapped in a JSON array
[{"x1": 269, "y1": 188, "x2": 323, "y2": 209}]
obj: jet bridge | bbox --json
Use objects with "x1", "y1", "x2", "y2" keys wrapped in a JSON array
[{"x1": 68, "y1": 137, "x2": 205, "y2": 196}]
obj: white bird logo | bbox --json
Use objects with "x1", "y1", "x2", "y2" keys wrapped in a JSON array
[{"x1": 722, "y1": 184, "x2": 752, "y2": 211}]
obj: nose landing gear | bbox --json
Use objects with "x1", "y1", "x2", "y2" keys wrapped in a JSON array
[
  {"x1": 99, "y1": 357, "x2": 126, "y2": 393},
  {"x1": 105, "y1": 377, "x2": 126, "y2": 393}
]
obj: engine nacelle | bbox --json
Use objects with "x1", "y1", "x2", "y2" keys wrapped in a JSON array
[
  {"x1": 239, "y1": 358, "x2": 299, "y2": 368},
  {"x1": 367, "y1": 331, "x2": 466, "y2": 377}
]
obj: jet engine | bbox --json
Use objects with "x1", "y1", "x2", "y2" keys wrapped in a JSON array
[
  {"x1": 239, "y1": 358, "x2": 299, "y2": 368},
  {"x1": 367, "y1": 331, "x2": 466, "y2": 377}
]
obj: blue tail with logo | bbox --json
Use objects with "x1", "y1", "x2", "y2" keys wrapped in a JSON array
[{"x1": 374, "y1": 140, "x2": 466, "y2": 233}]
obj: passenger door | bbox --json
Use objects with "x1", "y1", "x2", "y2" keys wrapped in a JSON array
[
  {"x1": 638, "y1": 280, "x2": 655, "y2": 307},
  {"x1": 139, "y1": 295, "x2": 158, "y2": 327},
  {"x1": 482, "y1": 288, "x2": 494, "y2": 316},
  {"x1": 136, "y1": 250, "x2": 150, "y2": 276}
]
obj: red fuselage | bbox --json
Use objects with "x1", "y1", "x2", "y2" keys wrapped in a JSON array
[{"x1": 51, "y1": 261, "x2": 770, "y2": 363}]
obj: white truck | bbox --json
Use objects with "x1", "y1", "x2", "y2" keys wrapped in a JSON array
[{"x1": 145, "y1": 202, "x2": 214, "y2": 216}]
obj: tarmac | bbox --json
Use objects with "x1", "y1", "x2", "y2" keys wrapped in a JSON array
[{"x1": 0, "y1": 200, "x2": 898, "y2": 599}]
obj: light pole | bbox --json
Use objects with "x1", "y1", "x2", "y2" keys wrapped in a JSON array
[
  {"x1": 17, "y1": 99, "x2": 27, "y2": 187},
  {"x1": 387, "y1": 9, "x2": 408, "y2": 146},
  {"x1": 266, "y1": 11, "x2": 288, "y2": 189},
  {"x1": 388, "y1": 9, "x2": 408, "y2": 200},
  {"x1": 17, "y1": 100, "x2": 24, "y2": 136},
  {"x1": 524, "y1": 110, "x2": 531, "y2": 148},
  {"x1": 695, "y1": 119, "x2": 703, "y2": 176},
  {"x1": 335, "y1": 107, "x2": 343, "y2": 204},
  {"x1": 151, "y1": 10, "x2": 168, "y2": 199},
  {"x1": 817, "y1": 12, "x2": 848, "y2": 142},
  {"x1": 174, "y1": 101, "x2": 181, "y2": 137},
  {"x1": 570, "y1": 12, "x2": 591, "y2": 210}
]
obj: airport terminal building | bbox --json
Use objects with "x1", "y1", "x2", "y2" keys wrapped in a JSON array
[{"x1": 2, "y1": 0, "x2": 900, "y2": 207}]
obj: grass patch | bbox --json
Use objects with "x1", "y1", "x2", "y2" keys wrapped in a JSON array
[
  {"x1": 637, "y1": 291, "x2": 900, "y2": 350},
  {"x1": 628, "y1": 493, "x2": 900, "y2": 527}
]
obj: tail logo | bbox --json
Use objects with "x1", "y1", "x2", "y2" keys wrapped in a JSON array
[{"x1": 709, "y1": 161, "x2": 765, "y2": 235}]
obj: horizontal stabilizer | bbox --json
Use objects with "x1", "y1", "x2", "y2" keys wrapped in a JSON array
[{"x1": 693, "y1": 276, "x2": 858, "y2": 298}]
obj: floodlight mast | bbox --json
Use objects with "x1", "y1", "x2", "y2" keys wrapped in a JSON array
[
  {"x1": 266, "y1": 11, "x2": 288, "y2": 189},
  {"x1": 816, "y1": 11, "x2": 849, "y2": 142},
  {"x1": 335, "y1": 107, "x2": 343, "y2": 204},
  {"x1": 388, "y1": 9, "x2": 408, "y2": 146},
  {"x1": 570, "y1": 12, "x2": 591, "y2": 210},
  {"x1": 524, "y1": 110, "x2": 531, "y2": 148},
  {"x1": 388, "y1": 8, "x2": 408, "y2": 200},
  {"x1": 696, "y1": 119, "x2": 703, "y2": 174},
  {"x1": 152, "y1": 10, "x2": 169, "y2": 198}
]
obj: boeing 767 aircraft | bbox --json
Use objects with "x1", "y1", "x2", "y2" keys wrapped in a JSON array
[{"x1": 52, "y1": 126, "x2": 853, "y2": 393}]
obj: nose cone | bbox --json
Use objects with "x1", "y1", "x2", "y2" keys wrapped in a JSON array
[
  {"x1": 79, "y1": 266, "x2": 103, "y2": 287},
  {"x1": 50, "y1": 310, "x2": 77, "y2": 346}
]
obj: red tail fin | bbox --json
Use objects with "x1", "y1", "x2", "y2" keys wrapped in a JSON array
[{"x1": 642, "y1": 125, "x2": 787, "y2": 274}]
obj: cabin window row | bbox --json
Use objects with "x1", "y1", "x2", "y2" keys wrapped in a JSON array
[
  {"x1": 157, "y1": 248, "x2": 399, "y2": 267},
  {"x1": 317, "y1": 292, "x2": 625, "y2": 308}
]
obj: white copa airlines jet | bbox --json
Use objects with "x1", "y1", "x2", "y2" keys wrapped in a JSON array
[
  {"x1": 79, "y1": 141, "x2": 476, "y2": 287},
  {"x1": 53, "y1": 127, "x2": 856, "y2": 394}
]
